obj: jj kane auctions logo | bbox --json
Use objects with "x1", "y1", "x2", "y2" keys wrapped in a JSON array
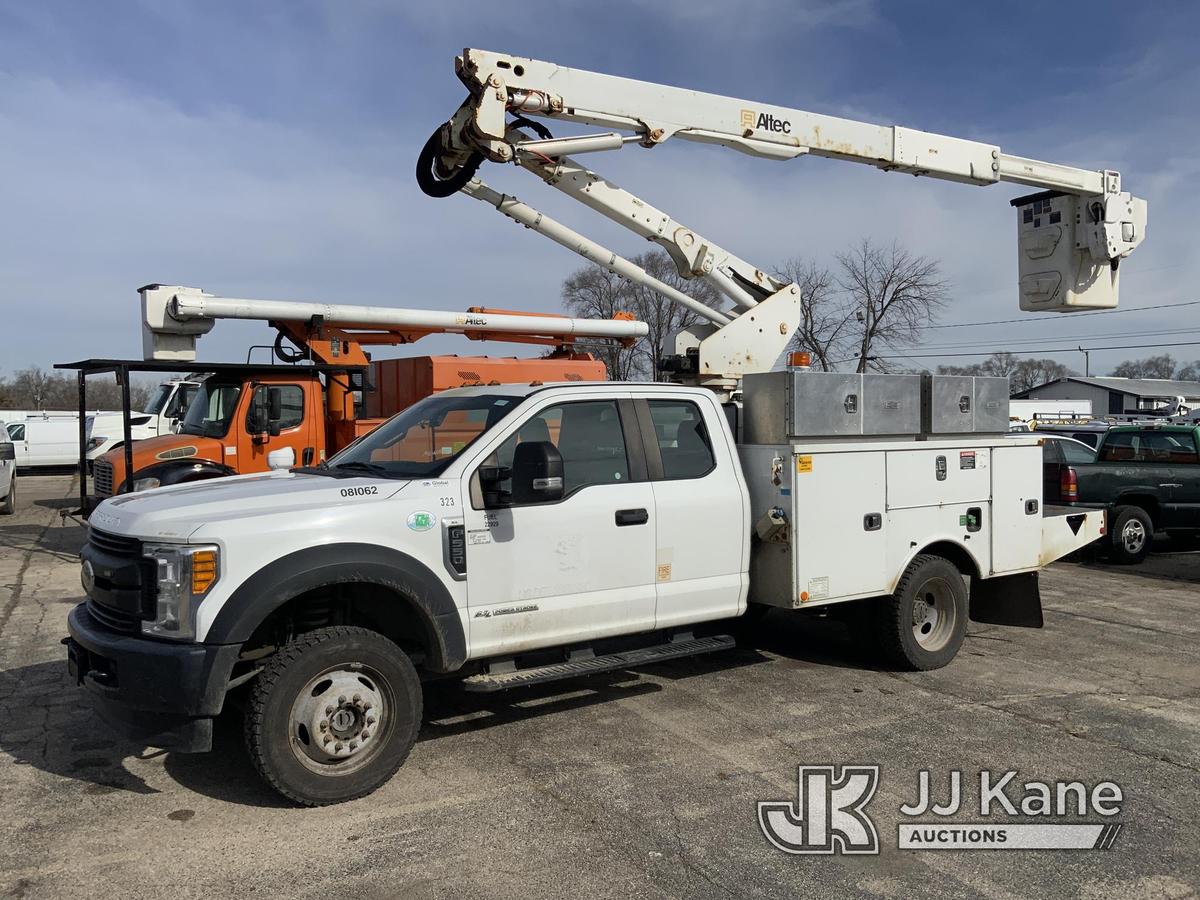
[{"x1": 759, "y1": 766, "x2": 1124, "y2": 854}]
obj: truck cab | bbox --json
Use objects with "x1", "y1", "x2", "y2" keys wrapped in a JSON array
[{"x1": 92, "y1": 370, "x2": 339, "y2": 497}]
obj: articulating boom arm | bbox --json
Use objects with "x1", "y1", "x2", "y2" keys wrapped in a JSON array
[{"x1": 419, "y1": 49, "x2": 1148, "y2": 384}]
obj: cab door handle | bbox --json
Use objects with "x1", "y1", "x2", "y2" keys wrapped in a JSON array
[{"x1": 615, "y1": 508, "x2": 649, "y2": 526}]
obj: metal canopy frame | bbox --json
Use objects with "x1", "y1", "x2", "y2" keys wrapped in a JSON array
[{"x1": 54, "y1": 358, "x2": 367, "y2": 515}]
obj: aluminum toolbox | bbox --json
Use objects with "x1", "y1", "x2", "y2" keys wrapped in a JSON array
[
  {"x1": 863, "y1": 374, "x2": 922, "y2": 435},
  {"x1": 920, "y1": 375, "x2": 1010, "y2": 434},
  {"x1": 742, "y1": 371, "x2": 921, "y2": 441}
]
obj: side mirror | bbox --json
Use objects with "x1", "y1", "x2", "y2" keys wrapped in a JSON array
[
  {"x1": 267, "y1": 447, "x2": 295, "y2": 470},
  {"x1": 511, "y1": 441, "x2": 564, "y2": 504},
  {"x1": 478, "y1": 464, "x2": 512, "y2": 508},
  {"x1": 0, "y1": 442, "x2": 13, "y2": 462}
]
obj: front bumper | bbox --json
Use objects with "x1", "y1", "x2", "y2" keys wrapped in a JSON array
[{"x1": 65, "y1": 603, "x2": 241, "y2": 752}]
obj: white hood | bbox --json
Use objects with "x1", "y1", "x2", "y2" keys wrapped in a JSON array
[{"x1": 89, "y1": 471, "x2": 407, "y2": 541}]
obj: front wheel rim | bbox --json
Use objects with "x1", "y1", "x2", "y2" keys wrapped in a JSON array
[
  {"x1": 288, "y1": 664, "x2": 394, "y2": 776},
  {"x1": 911, "y1": 577, "x2": 958, "y2": 652},
  {"x1": 1121, "y1": 519, "x2": 1146, "y2": 554}
]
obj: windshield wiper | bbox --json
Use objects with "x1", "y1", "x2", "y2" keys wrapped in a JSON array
[{"x1": 329, "y1": 460, "x2": 404, "y2": 479}]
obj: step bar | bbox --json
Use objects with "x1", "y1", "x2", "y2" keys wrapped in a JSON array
[{"x1": 461, "y1": 634, "x2": 736, "y2": 692}]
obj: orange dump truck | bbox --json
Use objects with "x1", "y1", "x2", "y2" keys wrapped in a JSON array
[{"x1": 92, "y1": 353, "x2": 606, "y2": 499}]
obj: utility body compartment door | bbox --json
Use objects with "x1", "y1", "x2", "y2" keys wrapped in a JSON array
[
  {"x1": 791, "y1": 449, "x2": 889, "y2": 602},
  {"x1": 990, "y1": 443, "x2": 1043, "y2": 573}
]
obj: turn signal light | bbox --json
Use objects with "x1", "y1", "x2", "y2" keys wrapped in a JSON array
[
  {"x1": 191, "y1": 550, "x2": 218, "y2": 594},
  {"x1": 1061, "y1": 467, "x2": 1078, "y2": 502},
  {"x1": 788, "y1": 351, "x2": 812, "y2": 368}
]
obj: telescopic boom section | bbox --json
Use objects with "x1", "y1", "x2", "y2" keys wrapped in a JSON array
[
  {"x1": 418, "y1": 49, "x2": 1149, "y2": 364},
  {"x1": 138, "y1": 284, "x2": 648, "y2": 363}
]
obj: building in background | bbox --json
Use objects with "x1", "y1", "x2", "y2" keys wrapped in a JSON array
[{"x1": 1014, "y1": 376, "x2": 1200, "y2": 415}]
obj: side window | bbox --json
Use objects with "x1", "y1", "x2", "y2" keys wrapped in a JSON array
[
  {"x1": 1099, "y1": 431, "x2": 1136, "y2": 463},
  {"x1": 492, "y1": 400, "x2": 629, "y2": 499},
  {"x1": 1059, "y1": 441, "x2": 1096, "y2": 465},
  {"x1": 1146, "y1": 432, "x2": 1200, "y2": 465},
  {"x1": 7, "y1": 424, "x2": 25, "y2": 442},
  {"x1": 648, "y1": 400, "x2": 715, "y2": 479},
  {"x1": 247, "y1": 385, "x2": 305, "y2": 431}
]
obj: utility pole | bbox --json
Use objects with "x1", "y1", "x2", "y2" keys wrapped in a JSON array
[{"x1": 1078, "y1": 346, "x2": 1090, "y2": 377}]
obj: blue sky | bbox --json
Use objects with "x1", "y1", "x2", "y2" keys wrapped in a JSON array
[{"x1": 2, "y1": 0, "x2": 1197, "y2": 377}]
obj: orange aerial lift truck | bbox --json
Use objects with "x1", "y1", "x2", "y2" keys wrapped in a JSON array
[{"x1": 59, "y1": 284, "x2": 646, "y2": 509}]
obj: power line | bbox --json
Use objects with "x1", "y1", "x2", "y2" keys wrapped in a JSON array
[
  {"x1": 914, "y1": 326, "x2": 1200, "y2": 353},
  {"x1": 862, "y1": 339, "x2": 1200, "y2": 361},
  {"x1": 926, "y1": 298, "x2": 1200, "y2": 330}
]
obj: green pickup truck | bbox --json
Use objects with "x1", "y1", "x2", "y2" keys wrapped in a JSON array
[{"x1": 1073, "y1": 423, "x2": 1200, "y2": 563}]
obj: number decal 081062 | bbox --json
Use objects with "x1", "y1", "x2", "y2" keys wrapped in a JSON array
[{"x1": 340, "y1": 486, "x2": 379, "y2": 497}]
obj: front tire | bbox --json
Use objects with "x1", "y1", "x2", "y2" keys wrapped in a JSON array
[
  {"x1": 244, "y1": 626, "x2": 422, "y2": 806},
  {"x1": 876, "y1": 555, "x2": 968, "y2": 671},
  {"x1": 0, "y1": 478, "x2": 15, "y2": 515},
  {"x1": 1108, "y1": 505, "x2": 1153, "y2": 564}
]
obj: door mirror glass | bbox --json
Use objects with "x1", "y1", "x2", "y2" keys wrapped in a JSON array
[{"x1": 510, "y1": 441, "x2": 564, "y2": 504}]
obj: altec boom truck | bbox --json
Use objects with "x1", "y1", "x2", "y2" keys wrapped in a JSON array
[
  {"x1": 67, "y1": 51, "x2": 1142, "y2": 806},
  {"x1": 89, "y1": 286, "x2": 643, "y2": 498}
]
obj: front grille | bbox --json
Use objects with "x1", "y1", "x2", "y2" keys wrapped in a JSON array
[
  {"x1": 93, "y1": 459, "x2": 114, "y2": 497},
  {"x1": 86, "y1": 598, "x2": 141, "y2": 635},
  {"x1": 88, "y1": 528, "x2": 141, "y2": 557}
]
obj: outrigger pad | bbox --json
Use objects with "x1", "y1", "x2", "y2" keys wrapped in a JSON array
[{"x1": 969, "y1": 572, "x2": 1044, "y2": 629}]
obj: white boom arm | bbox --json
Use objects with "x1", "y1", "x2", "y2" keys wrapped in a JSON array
[
  {"x1": 419, "y1": 49, "x2": 1148, "y2": 385},
  {"x1": 139, "y1": 284, "x2": 648, "y2": 361}
]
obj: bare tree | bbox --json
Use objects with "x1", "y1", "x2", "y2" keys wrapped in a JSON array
[
  {"x1": 1111, "y1": 354, "x2": 1177, "y2": 379},
  {"x1": 1177, "y1": 361, "x2": 1200, "y2": 382},
  {"x1": 559, "y1": 266, "x2": 644, "y2": 380},
  {"x1": 837, "y1": 239, "x2": 947, "y2": 373},
  {"x1": 1, "y1": 367, "x2": 154, "y2": 411},
  {"x1": 773, "y1": 258, "x2": 849, "y2": 371},
  {"x1": 938, "y1": 353, "x2": 1072, "y2": 394},
  {"x1": 625, "y1": 251, "x2": 725, "y2": 381}
]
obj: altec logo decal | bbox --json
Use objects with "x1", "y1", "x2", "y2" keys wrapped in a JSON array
[{"x1": 741, "y1": 108, "x2": 792, "y2": 134}]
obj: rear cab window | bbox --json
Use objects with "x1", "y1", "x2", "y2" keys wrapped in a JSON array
[{"x1": 647, "y1": 399, "x2": 715, "y2": 479}]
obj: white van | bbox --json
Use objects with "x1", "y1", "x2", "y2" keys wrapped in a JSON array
[
  {"x1": 0, "y1": 421, "x2": 16, "y2": 513},
  {"x1": 6, "y1": 417, "x2": 79, "y2": 468}
]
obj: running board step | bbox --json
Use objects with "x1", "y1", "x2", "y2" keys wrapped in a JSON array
[{"x1": 461, "y1": 634, "x2": 736, "y2": 692}]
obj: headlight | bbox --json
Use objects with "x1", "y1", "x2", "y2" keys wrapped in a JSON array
[
  {"x1": 86, "y1": 437, "x2": 106, "y2": 451},
  {"x1": 141, "y1": 543, "x2": 220, "y2": 641},
  {"x1": 133, "y1": 477, "x2": 161, "y2": 491}
]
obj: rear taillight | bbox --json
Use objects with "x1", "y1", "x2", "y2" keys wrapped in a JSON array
[{"x1": 1061, "y1": 466, "x2": 1078, "y2": 502}]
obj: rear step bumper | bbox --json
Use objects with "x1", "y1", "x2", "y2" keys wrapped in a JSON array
[
  {"x1": 462, "y1": 634, "x2": 736, "y2": 692},
  {"x1": 1041, "y1": 504, "x2": 1106, "y2": 565}
]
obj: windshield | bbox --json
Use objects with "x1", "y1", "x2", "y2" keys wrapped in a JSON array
[
  {"x1": 181, "y1": 381, "x2": 243, "y2": 438},
  {"x1": 328, "y1": 393, "x2": 520, "y2": 478},
  {"x1": 144, "y1": 384, "x2": 174, "y2": 415}
]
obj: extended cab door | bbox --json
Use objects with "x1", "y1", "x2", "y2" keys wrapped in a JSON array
[
  {"x1": 633, "y1": 392, "x2": 748, "y2": 628},
  {"x1": 462, "y1": 393, "x2": 657, "y2": 658}
]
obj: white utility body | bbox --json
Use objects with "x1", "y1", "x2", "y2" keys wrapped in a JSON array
[{"x1": 67, "y1": 50, "x2": 1132, "y2": 806}]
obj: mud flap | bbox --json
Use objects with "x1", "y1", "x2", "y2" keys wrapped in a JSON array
[{"x1": 969, "y1": 572, "x2": 1043, "y2": 628}]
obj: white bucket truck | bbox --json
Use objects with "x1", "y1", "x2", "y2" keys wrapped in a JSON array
[{"x1": 66, "y1": 51, "x2": 1138, "y2": 805}]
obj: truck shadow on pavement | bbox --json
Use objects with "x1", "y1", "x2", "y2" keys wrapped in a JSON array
[{"x1": 0, "y1": 618, "x2": 883, "y2": 808}]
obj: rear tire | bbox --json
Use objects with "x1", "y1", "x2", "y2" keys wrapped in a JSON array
[
  {"x1": 875, "y1": 555, "x2": 968, "y2": 671},
  {"x1": 0, "y1": 478, "x2": 15, "y2": 515},
  {"x1": 244, "y1": 626, "x2": 422, "y2": 807},
  {"x1": 1108, "y1": 505, "x2": 1153, "y2": 564}
]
